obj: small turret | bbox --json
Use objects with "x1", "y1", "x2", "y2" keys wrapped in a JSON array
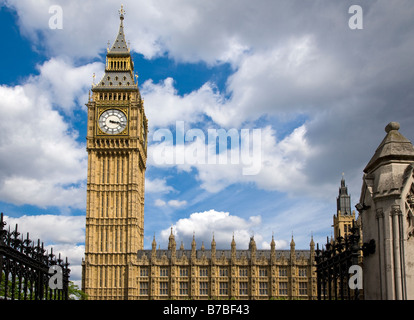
[
  {"x1": 211, "y1": 233, "x2": 216, "y2": 261},
  {"x1": 168, "y1": 227, "x2": 176, "y2": 251},
  {"x1": 191, "y1": 232, "x2": 196, "y2": 259}
]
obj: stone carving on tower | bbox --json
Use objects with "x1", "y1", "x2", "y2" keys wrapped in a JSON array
[{"x1": 357, "y1": 122, "x2": 414, "y2": 300}]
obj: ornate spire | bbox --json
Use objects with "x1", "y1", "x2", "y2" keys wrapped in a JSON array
[
  {"x1": 168, "y1": 227, "x2": 176, "y2": 251},
  {"x1": 119, "y1": 4, "x2": 125, "y2": 20},
  {"x1": 231, "y1": 233, "x2": 236, "y2": 252},
  {"x1": 151, "y1": 234, "x2": 157, "y2": 252},
  {"x1": 93, "y1": 5, "x2": 137, "y2": 92},
  {"x1": 191, "y1": 232, "x2": 196, "y2": 249},
  {"x1": 337, "y1": 173, "x2": 351, "y2": 215},
  {"x1": 108, "y1": 5, "x2": 129, "y2": 55},
  {"x1": 211, "y1": 233, "x2": 216, "y2": 260},
  {"x1": 231, "y1": 233, "x2": 236, "y2": 246},
  {"x1": 248, "y1": 236, "x2": 256, "y2": 251},
  {"x1": 310, "y1": 233, "x2": 315, "y2": 251},
  {"x1": 211, "y1": 232, "x2": 216, "y2": 247}
]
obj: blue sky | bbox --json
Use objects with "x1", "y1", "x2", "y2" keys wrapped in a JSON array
[{"x1": 1, "y1": 0, "x2": 414, "y2": 286}]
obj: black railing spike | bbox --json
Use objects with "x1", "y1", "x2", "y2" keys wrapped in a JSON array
[{"x1": 0, "y1": 212, "x2": 5, "y2": 229}]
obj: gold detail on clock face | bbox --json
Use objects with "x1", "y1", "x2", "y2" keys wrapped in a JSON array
[{"x1": 98, "y1": 109, "x2": 127, "y2": 135}]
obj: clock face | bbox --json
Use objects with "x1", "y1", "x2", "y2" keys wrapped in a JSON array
[{"x1": 98, "y1": 109, "x2": 127, "y2": 135}]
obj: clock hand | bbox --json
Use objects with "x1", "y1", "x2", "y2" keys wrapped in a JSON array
[{"x1": 109, "y1": 120, "x2": 120, "y2": 124}]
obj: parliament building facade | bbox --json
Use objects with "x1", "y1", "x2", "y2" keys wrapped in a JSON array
[{"x1": 81, "y1": 7, "x2": 335, "y2": 300}]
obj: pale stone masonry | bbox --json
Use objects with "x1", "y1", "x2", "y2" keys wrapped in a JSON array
[{"x1": 358, "y1": 122, "x2": 414, "y2": 300}]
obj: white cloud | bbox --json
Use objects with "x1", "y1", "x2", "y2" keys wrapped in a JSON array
[
  {"x1": 142, "y1": 78, "x2": 222, "y2": 130},
  {"x1": 0, "y1": 58, "x2": 102, "y2": 210},
  {"x1": 148, "y1": 124, "x2": 316, "y2": 195},
  {"x1": 160, "y1": 209, "x2": 273, "y2": 249},
  {"x1": 27, "y1": 58, "x2": 104, "y2": 114},
  {"x1": 167, "y1": 199, "x2": 187, "y2": 208},
  {"x1": 145, "y1": 177, "x2": 174, "y2": 194},
  {"x1": 5, "y1": 0, "x2": 414, "y2": 201},
  {"x1": 154, "y1": 199, "x2": 166, "y2": 207},
  {"x1": 4, "y1": 214, "x2": 85, "y2": 245},
  {"x1": 154, "y1": 198, "x2": 187, "y2": 208}
]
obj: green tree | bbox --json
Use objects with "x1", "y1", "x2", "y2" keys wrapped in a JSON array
[{"x1": 68, "y1": 281, "x2": 88, "y2": 300}]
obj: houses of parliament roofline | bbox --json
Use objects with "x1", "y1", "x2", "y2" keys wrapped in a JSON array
[{"x1": 133, "y1": 231, "x2": 317, "y2": 300}]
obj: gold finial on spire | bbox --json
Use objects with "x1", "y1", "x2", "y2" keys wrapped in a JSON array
[{"x1": 119, "y1": 4, "x2": 125, "y2": 19}]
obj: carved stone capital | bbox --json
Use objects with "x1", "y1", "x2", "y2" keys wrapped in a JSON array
[
  {"x1": 375, "y1": 208, "x2": 384, "y2": 219},
  {"x1": 391, "y1": 205, "x2": 402, "y2": 216}
]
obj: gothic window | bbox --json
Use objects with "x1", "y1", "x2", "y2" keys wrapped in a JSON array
[
  {"x1": 140, "y1": 268, "x2": 148, "y2": 277},
  {"x1": 140, "y1": 282, "x2": 148, "y2": 295},
  {"x1": 199, "y1": 268, "x2": 208, "y2": 277},
  {"x1": 239, "y1": 267, "x2": 248, "y2": 277},
  {"x1": 160, "y1": 267, "x2": 169, "y2": 277},
  {"x1": 279, "y1": 282, "x2": 288, "y2": 296},
  {"x1": 199, "y1": 282, "x2": 208, "y2": 296},
  {"x1": 259, "y1": 268, "x2": 268, "y2": 277},
  {"x1": 159, "y1": 282, "x2": 168, "y2": 295},
  {"x1": 298, "y1": 267, "x2": 307, "y2": 277},
  {"x1": 299, "y1": 282, "x2": 308, "y2": 295},
  {"x1": 180, "y1": 268, "x2": 188, "y2": 277},
  {"x1": 239, "y1": 282, "x2": 248, "y2": 296},
  {"x1": 279, "y1": 267, "x2": 287, "y2": 277},
  {"x1": 219, "y1": 282, "x2": 228, "y2": 295},
  {"x1": 219, "y1": 267, "x2": 228, "y2": 277},
  {"x1": 179, "y1": 282, "x2": 188, "y2": 296},
  {"x1": 259, "y1": 282, "x2": 268, "y2": 295}
]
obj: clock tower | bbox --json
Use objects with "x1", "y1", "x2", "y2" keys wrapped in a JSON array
[{"x1": 82, "y1": 6, "x2": 148, "y2": 300}]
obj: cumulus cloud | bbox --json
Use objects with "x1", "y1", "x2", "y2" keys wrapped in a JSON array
[
  {"x1": 27, "y1": 58, "x2": 104, "y2": 114},
  {"x1": 142, "y1": 78, "x2": 222, "y2": 130},
  {"x1": 159, "y1": 209, "x2": 274, "y2": 249},
  {"x1": 148, "y1": 123, "x2": 315, "y2": 195},
  {"x1": 4, "y1": 214, "x2": 85, "y2": 245},
  {"x1": 145, "y1": 177, "x2": 175, "y2": 194},
  {"x1": 4, "y1": 0, "x2": 414, "y2": 201},
  {"x1": 0, "y1": 58, "x2": 102, "y2": 210}
]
